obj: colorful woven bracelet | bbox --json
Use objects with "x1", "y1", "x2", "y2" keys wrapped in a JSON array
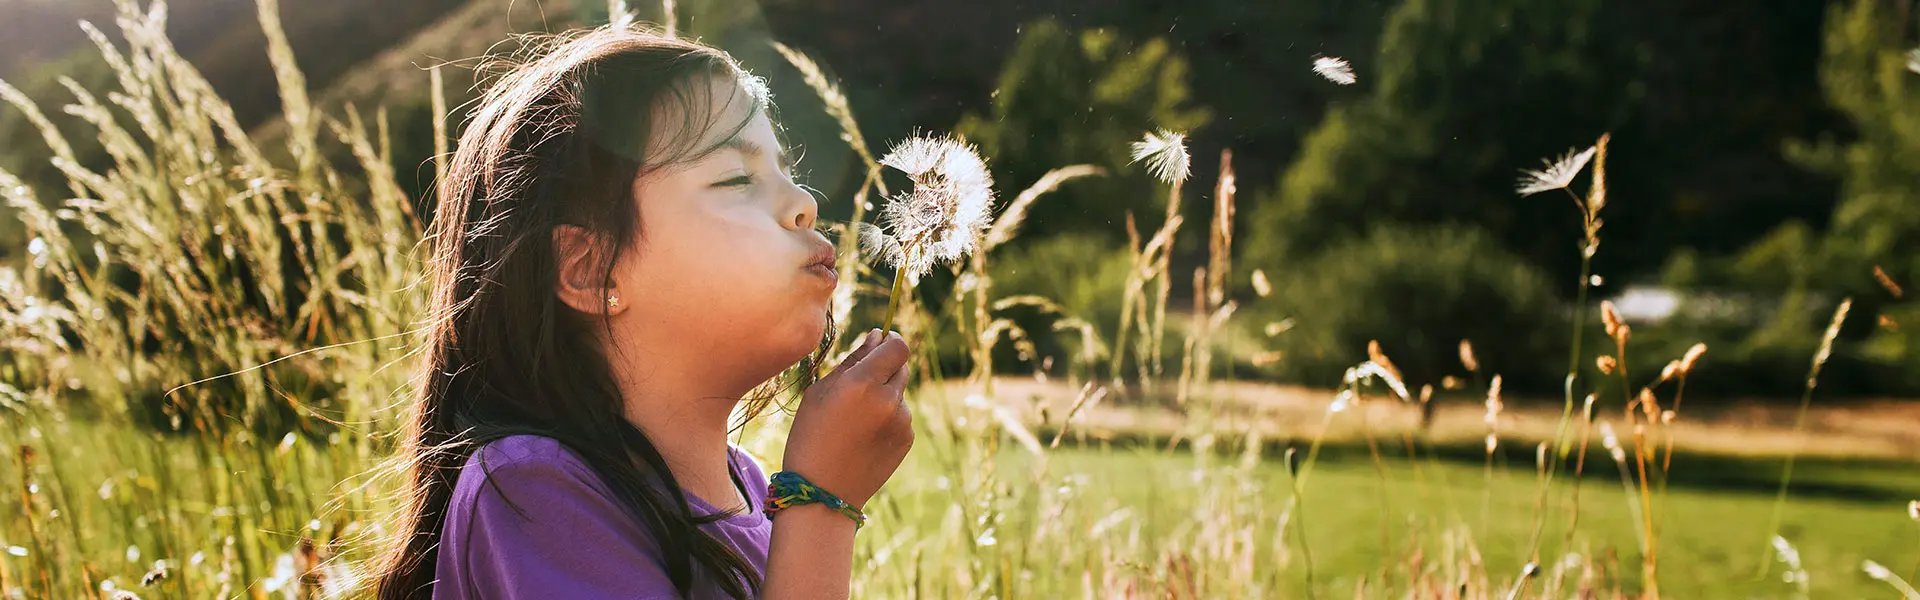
[{"x1": 765, "y1": 470, "x2": 866, "y2": 530}]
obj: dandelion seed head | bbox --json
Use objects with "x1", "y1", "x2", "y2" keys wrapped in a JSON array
[
  {"x1": 1516, "y1": 146, "x2": 1597, "y2": 196},
  {"x1": 1129, "y1": 129, "x2": 1190, "y2": 185},
  {"x1": 870, "y1": 133, "x2": 995, "y2": 277},
  {"x1": 1311, "y1": 55, "x2": 1357, "y2": 85},
  {"x1": 1908, "y1": 500, "x2": 1919, "y2": 521},
  {"x1": 1908, "y1": 48, "x2": 1920, "y2": 75}
]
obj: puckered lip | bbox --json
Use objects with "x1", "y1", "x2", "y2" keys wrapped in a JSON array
[{"x1": 805, "y1": 243, "x2": 837, "y2": 272}]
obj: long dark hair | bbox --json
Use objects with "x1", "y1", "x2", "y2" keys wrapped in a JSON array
[{"x1": 372, "y1": 26, "x2": 829, "y2": 599}]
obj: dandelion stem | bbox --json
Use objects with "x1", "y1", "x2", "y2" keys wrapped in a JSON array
[{"x1": 882, "y1": 262, "x2": 908, "y2": 333}]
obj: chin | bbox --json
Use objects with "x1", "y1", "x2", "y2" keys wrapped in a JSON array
[{"x1": 771, "y1": 310, "x2": 832, "y2": 367}]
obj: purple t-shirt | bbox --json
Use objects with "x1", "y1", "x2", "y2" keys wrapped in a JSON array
[{"x1": 432, "y1": 434, "x2": 772, "y2": 599}]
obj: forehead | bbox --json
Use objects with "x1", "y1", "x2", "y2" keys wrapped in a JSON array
[
  {"x1": 639, "y1": 73, "x2": 773, "y2": 165},
  {"x1": 579, "y1": 62, "x2": 770, "y2": 163}
]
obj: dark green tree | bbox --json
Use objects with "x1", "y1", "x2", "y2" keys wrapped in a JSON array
[{"x1": 956, "y1": 18, "x2": 1211, "y2": 245}]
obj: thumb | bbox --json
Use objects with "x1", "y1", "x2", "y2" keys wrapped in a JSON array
[{"x1": 843, "y1": 332, "x2": 909, "y2": 384}]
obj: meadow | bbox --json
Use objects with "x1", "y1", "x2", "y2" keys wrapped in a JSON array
[{"x1": 0, "y1": 0, "x2": 1917, "y2": 598}]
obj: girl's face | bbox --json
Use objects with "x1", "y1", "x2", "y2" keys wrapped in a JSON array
[{"x1": 583, "y1": 76, "x2": 835, "y2": 391}]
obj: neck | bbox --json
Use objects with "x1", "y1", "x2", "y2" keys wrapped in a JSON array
[{"x1": 611, "y1": 341, "x2": 758, "y2": 511}]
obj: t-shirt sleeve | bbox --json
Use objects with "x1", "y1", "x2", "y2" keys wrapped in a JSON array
[{"x1": 444, "y1": 440, "x2": 679, "y2": 599}]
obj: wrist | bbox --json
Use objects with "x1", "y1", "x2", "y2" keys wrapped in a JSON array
[{"x1": 765, "y1": 470, "x2": 868, "y2": 529}]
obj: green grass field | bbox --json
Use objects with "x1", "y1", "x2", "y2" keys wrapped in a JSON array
[
  {"x1": 5, "y1": 396, "x2": 1918, "y2": 598},
  {"x1": 957, "y1": 445, "x2": 1920, "y2": 598}
]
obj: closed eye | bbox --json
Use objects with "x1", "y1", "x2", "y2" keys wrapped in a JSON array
[{"x1": 714, "y1": 174, "x2": 754, "y2": 188}]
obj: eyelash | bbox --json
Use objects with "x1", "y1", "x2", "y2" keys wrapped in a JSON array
[{"x1": 718, "y1": 174, "x2": 754, "y2": 188}]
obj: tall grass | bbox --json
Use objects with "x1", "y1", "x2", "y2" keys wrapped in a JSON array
[{"x1": 0, "y1": 1, "x2": 1912, "y2": 599}]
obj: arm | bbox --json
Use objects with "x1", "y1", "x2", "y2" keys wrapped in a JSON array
[
  {"x1": 762, "y1": 503, "x2": 858, "y2": 599},
  {"x1": 764, "y1": 329, "x2": 916, "y2": 599}
]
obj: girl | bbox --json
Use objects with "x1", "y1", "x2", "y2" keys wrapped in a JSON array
[{"x1": 371, "y1": 26, "x2": 915, "y2": 599}]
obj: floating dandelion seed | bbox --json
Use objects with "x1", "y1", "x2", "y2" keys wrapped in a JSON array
[
  {"x1": 1311, "y1": 55, "x2": 1356, "y2": 85},
  {"x1": 1129, "y1": 129, "x2": 1190, "y2": 185},
  {"x1": 1516, "y1": 146, "x2": 1597, "y2": 196},
  {"x1": 870, "y1": 132, "x2": 996, "y2": 329}
]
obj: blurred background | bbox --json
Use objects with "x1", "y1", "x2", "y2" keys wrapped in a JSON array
[{"x1": 0, "y1": 0, "x2": 1915, "y2": 597}]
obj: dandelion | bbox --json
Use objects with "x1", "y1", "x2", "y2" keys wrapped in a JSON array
[
  {"x1": 1311, "y1": 55, "x2": 1356, "y2": 85},
  {"x1": 1908, "y1": 500, "x2": 1919, "y2": 521},
  {"x1": 1515, "y1": 145, "x2": 1597, "y2": 196},
  {"x1": 1129, "y1": 129, "x2": 1190, "y2": 185},
  {"x1": 1908, "y1": 48, "x2": 1920, "y2": 75},
  {"x1": 869, "y1": 132, "x2": 996, "y2": 329}
]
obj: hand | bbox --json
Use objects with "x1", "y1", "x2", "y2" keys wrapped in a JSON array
[{"x1": 781, "y1": 329, "x2": 914, "y2": 510}]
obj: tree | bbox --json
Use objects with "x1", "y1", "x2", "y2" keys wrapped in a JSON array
[
  {"x1": 1783, "y1": 0, "x2": 1919, "y2": 391},
  {"x1": 956, "y1": 18, "x2": 1211, "y2": 245}
]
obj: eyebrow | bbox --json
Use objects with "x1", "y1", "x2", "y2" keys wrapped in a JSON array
[{"x1": 720, "y1": 136, "x2": 791, "y2": 172}]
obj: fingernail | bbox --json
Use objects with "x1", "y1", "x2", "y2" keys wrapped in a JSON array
[{"x1": 865, "y1": 328, "x2": 882, "y2": 346}]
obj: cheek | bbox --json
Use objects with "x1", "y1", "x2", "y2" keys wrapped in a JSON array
[{"x1": 627, "y1": 211, "x2": 826, "y2": 345}]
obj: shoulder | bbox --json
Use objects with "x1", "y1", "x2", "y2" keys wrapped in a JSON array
[
  {"x1": 452, "y1": 435, "x2": 614, "y2": 518},
  {"x1": 437, "y1": 435, "x2": 679, "y2": 597},
  {"x1": 469, "y1": 434, "x2": 591, "y2": 471}
]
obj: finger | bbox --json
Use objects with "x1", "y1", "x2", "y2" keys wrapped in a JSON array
[
  {"x1": 882, "y1": 356, "x2": 910, "y2": 389},
  {"x1": 845, "y1": 331, "x2": 909, "y2": 384},
  {"x1": 831, "y1": 329, "x2": 884, "y2": 375}
]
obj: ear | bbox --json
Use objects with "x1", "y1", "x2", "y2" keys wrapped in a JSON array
[{"x1": 552, "y1": 224, "x2": 624, "y2": 316}]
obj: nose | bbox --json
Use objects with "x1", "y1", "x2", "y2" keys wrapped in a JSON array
[{"x1": 780, "y1": 177, "x2": 819, "y2": 231}]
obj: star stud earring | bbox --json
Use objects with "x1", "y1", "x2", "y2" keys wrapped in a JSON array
[{"x1": 606, "y1": 293, "x2": 620, "y2": 309}]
